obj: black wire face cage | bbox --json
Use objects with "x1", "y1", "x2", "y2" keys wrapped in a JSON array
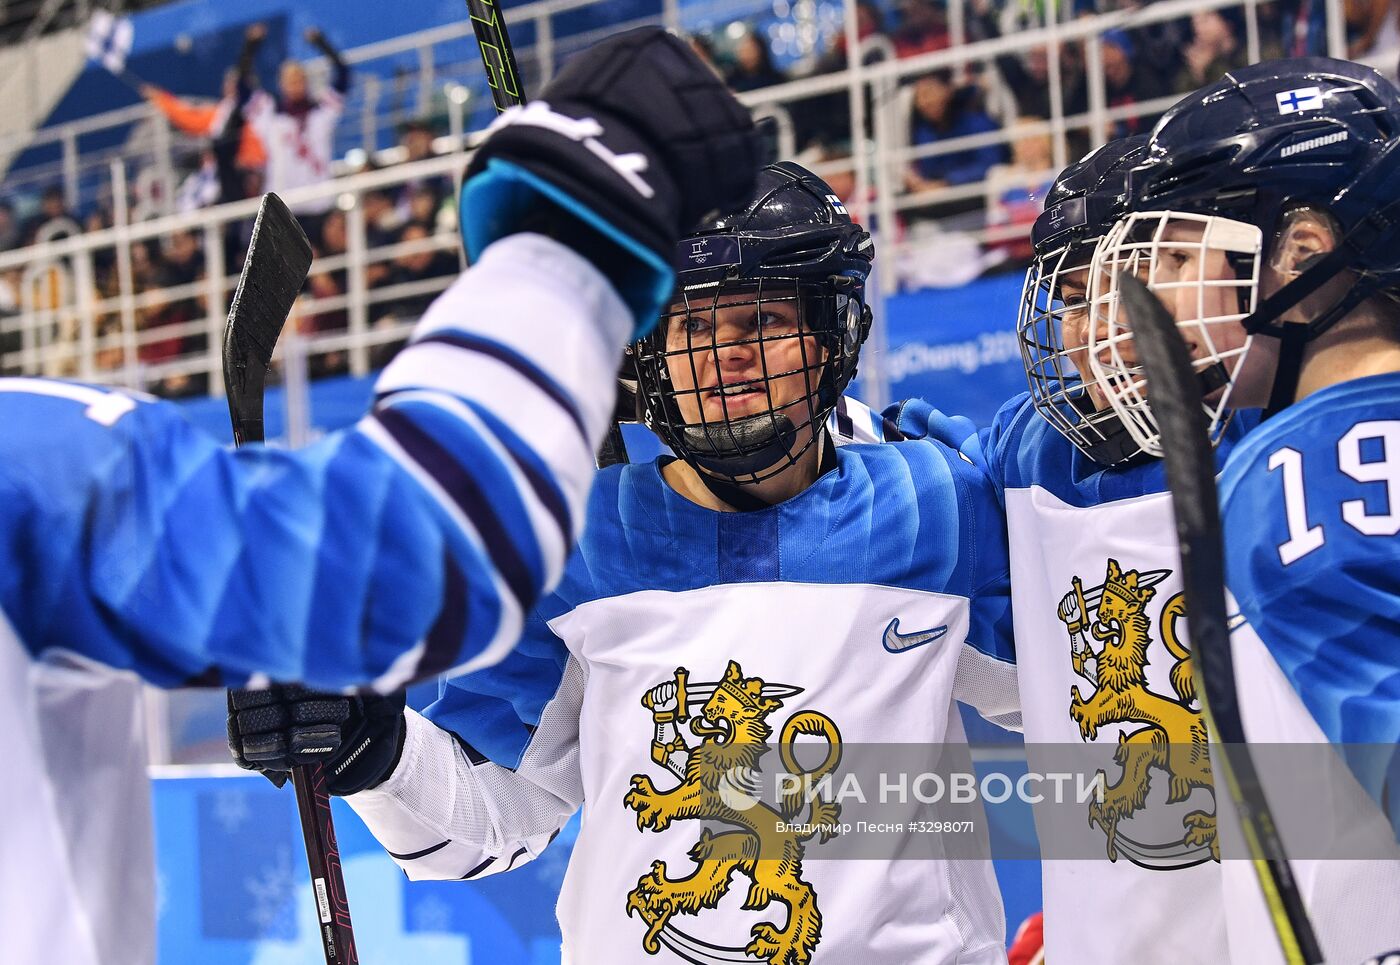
[
  {"x1": 1017, "y1": 239, "x2": 1145, "y2": 467},
  {"x1": 633, "y1": 276, "x2": 866, "y2": 485}
]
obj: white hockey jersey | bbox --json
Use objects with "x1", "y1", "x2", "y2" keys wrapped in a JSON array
[
  {"x1": 349, "y1": 439, "x2": 1021, "y2": 964},
  {"x1": 0, "y1": 235, "x2": 630, "y2": 965},
  {"x1": 891, "y1": 394, "x2": 1258, "y2": 964},
  {"x1": 246, "y1": 87, "x2": 344, "y2": 214}
]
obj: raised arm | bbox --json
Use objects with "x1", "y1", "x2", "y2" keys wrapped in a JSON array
[{"x1": 0, "y1": 28, "x2": 762, "y2": 692}]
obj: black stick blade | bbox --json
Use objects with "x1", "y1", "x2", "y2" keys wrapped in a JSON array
[
  {"x1": 1117, "y1": 271, "x2": 1323, "y2": 964},
  {"x1": 223, "y1": 193, "x2": 313, "y2": 445}
]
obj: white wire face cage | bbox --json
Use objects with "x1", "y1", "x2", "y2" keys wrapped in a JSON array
[
  {"x1": 1086, "y1": 210, "x2": 1263, "y2": 458},
  {"x1": 1018, "y1": 239, "x2": 1144, "y2": 465}
]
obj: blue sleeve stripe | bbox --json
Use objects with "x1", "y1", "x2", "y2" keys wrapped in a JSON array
[
  {"x1": 388, "y1": 840, "x2": 450, "y2": 861},
  {"x1": 421, "y1": 548, "x2": 471, "y2": 680},
  {"x1": 467, "y1": 402, "x2": 574, "y2": 541},
  {"x1": 374, "y1": 406, "x2": 539, "y2": 614},
  {"x1": 401, "y1": 331, "x2": 588, "y2": 441}
]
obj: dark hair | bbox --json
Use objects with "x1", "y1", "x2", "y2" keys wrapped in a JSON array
[
  {"x1": 856, "y1": 0, "x2": 887, "y2": 34},
  {"x1": 687, "y1": 32, "x2": 717, "y2": 60},
  {"x1": 736, "y1": 30, "x2": 775, "y2": 75}
]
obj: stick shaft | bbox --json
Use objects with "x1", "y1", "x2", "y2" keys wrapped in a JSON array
[
  {"x1": 292, "y1": 766, "x2": 358, "y2": 964},
  {"x1": 466, "y1": 0, "x2": 525, "y2": 111},
  {"x1": 1117, "y1": 273, "x2": 1321, "y2": 964},
  {"x1": 222, "y1": 194, "x2": 354, "y2": 964},
  {"x1": 463, "y1": 0, "x2": 630, "y2": 468}
]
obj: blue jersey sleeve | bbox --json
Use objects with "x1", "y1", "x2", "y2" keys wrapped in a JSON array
[
  {"x1": 0, "y1": 234, "x2": 629, "y2": 691},
  {"x1": 882, "y1": 393, "x2": 1020, "y2": 501},
  {"x1": 424, "y1": 606, "x2": 571, "y2": 767},
  {"x1": 949, "y1": 442, "x2": 1016, "y2": 668},
  {"x1": 879, "y1": 398, "x2": 1015, "y2": 664},
  {"x1": 1221, "y1": 376, "x2": 1400, "y2": 817}
]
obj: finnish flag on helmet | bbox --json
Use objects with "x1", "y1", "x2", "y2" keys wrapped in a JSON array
[{"x1": 1276, "y1": 86, "x2": 1324, "y2": 114}]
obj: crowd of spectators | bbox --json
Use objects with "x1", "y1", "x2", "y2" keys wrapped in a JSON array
[
  {"x1": 3, "y1": 0, "x2": 1399, "y2": 389},
  {"x1": 0, "y1": 22, "x2": 459, "y2": 391},
  {"x1": 686, "y1": 0, "x2": 1400, "y2": 273}
]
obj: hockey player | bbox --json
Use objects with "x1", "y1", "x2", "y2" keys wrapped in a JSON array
[
  {"x1": 229, "y1": 161, "x2": 1021, "y2": 964},
  {"x1": 240, "y1": 23, "x2": 350, "y2": 216},
  {"x1": 2, "y1": 29, "x2": 764, "y2": 965},
  {"x1": 889, "y1": 137, "x2": 1258, "y2": 963},
  {"x1": 1083, "y1": 57, "x2": 1400, "y2": 964}
]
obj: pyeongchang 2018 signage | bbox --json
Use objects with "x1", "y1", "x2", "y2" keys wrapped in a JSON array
[{"x1": 879, "y1": 272, "x2": 1028, "y2": 426}]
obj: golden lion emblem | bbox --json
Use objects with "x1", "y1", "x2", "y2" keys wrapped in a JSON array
[
  {"x1": 1059, "y1": 559, "x2": 1218, "y2": 865},
  {"x1": 623, "y1": 660, "x2": 842, "y2": 965}
]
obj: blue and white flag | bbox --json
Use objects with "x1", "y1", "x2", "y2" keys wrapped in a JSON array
[
  {"x1": 1276, "y1": 86, "x2": 1324, "y2": 115},
  {"x1": 85, "y1": 11, "x2": 134, "y2": 76}
]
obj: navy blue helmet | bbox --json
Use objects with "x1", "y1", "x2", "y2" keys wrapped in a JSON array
[
  {"x1": 1031, "y1": 135, "x2": 1150, "y2": 261},
  {"x1": 1018, "y1": 136, "x2": 1152, "y2": 466},
  {"x1": 1124, "y1": 57, "x2": 1400, "y2": 408},
  {"x1": 631, "y1": 161, "x2": 874, "y2": 484}
]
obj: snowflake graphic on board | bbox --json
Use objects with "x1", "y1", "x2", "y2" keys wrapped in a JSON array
[
  {"x1": 245, "y1": 845, "x2": 298, "y2": 937},
  {"x1": 411, "y1": 893, "x2": 453, "y2": 933},
  {"x1": 212, "y1": 788, "x2": 252, "y2": 833}
]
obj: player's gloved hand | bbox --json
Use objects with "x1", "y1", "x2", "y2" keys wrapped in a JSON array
[
  {"x1": 461, "y1": 26, "x2": 766, "y2": 337},
  {"x1": 226, "y1": 685, "x2": 407, "y2": 796},
  {"x1": 882, "y1": 399, "x2": 979, "y2": 448}
]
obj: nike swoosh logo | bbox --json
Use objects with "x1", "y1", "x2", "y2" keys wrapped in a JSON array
[{"x1": 883, "y1": 618, "x2": 948, "y2": 653}]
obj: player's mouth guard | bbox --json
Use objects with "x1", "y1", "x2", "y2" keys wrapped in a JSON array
[
  {"x1": 681, "y1": 412, "x2": 800, "y2": 476},
  {"x1": 1085, "y1": 210, "x2": 1262, "y2": 458}
]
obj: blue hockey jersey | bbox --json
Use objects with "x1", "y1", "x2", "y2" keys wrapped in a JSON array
[
  {"x1": 347, "y1": 441, "x2": 1019, "y2": 964},
  {"x1": 1220, "y1": 372, "x2": 1400, "y2": 765},
  {"x1": 1215, "y1": 371, "x2": 1400, "y2": 965}
]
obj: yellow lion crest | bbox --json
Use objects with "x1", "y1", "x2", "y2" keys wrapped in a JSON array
[
  {"x1": 1060, "y1": 559, "x2": 1218, "y2": 864},
  {"x1": 623, "y1": 659, "x2": 842, "y2": 965}
]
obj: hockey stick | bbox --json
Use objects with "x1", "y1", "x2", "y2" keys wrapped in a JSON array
[
  {"x1": 1115, "y1": 272, "x2": 1323, "y2": 965},
  {"x1": 223, "y1": 193, "x2": 358, "y2": 965},
  {"x1": 464, "y1": 0, "x2": 631, "y2": 468}
]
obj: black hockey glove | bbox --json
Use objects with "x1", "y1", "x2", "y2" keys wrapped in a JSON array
[
  {"x1": 227, "y1": 685, "x2": 407, "y2": 796},
  {"x1": 461, "y1": 27, "x2": 765, "y2": 336}
]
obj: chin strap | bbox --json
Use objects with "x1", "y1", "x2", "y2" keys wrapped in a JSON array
[
  {"x1": 1259, "y1": 278, "x2": 1385, "y2": 418},
  {"x1": 695, "y1": 433, "x2": 838, "y2": 511},
  {"x1": 1245, "y1": 196, "x2": 1400, "y2": 418},
  {"x1": 1264, "y1": 324, "x2": 1310, "y2": 419}
]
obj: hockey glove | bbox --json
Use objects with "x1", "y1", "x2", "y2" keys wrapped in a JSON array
[
  {"x1": 226, "y1": 685, "x2": 407, "y2": 796},
  {"x1": 461, "y1": 27, "x2": 765, "y2": 338}
]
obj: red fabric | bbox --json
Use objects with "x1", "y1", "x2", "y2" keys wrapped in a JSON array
[
  {"x1": 1008, "y1": 912, "x2": 1044, "y2": 965},
  {"x1": 148, "y1": 88, "x2": 267, "y2": 169}
]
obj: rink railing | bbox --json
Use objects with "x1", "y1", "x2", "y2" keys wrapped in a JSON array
[
  {"x1": 0, "y1": 0, "x2": 1364, "y2": 408},
  {"x1": 2, "y1": 0, "x2": 1356, "y2": 213},
  {"x1": 0, "y1": 152, "x2": 464, "y2": 396}
]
